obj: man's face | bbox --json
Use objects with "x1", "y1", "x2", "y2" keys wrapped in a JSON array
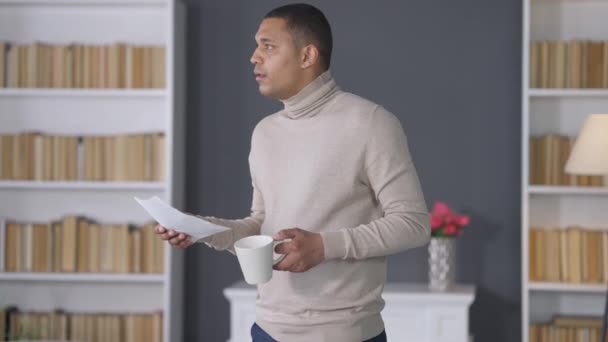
[{"x1": 251, "y1": 18, "x2": 304, "y2": 100}]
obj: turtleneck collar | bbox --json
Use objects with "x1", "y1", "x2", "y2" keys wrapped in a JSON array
[{"x1": 280, "y1": 70, "x2": 340, "y2": 120}]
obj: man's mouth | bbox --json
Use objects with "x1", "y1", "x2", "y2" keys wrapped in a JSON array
[{"x1": 255, "y1": 72, "x2": 266, "y2": 81}]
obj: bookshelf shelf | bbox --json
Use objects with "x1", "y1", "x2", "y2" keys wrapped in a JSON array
[
  {"x1": 529, "y1": 89, "x2": 608, "y2": 98},
  {"x1": 528, "y1": 185, "x2": 608, "y2": 195},
  {"x1": 529, "y1": 282, "x2": 608, "y2": 293},
  {"x1": 0, "y1": 272, "x2": 165, "y2": 283},
  {"x1": 0, "y1": 181, "x2": 166, "y2": 191},
  {"x1": 0, "y1": 88, "x2": 167, "y2": 98}
]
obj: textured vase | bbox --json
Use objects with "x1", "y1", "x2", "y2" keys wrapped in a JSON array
[{"x1": 428, "y1": 237, "x2": 456, "y2": 291}]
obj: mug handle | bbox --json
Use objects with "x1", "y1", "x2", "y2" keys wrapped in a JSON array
[{"x1": 272, "y1": 238, "x2": 292, "y2": 266}]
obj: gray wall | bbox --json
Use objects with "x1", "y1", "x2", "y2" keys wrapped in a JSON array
[{"x1": 183, "y1": 1, "x2": 522, "y2": 341}]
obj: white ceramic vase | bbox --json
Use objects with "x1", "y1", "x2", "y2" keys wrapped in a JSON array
[{"x1": 428, "y1": 237, "x2": 456, "y2": 291}]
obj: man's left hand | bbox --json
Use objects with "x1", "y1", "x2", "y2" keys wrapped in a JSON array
[{"x1": 273, "y1": 228, "x2": 325, "y2": 272}]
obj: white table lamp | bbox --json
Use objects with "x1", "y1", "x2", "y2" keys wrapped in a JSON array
[
  {"x1": 564, "y1": 113, "x2": 608, "y2": 342},
  {"x1": 565, "y1": 114, "x2": 608, "y2": 177}
]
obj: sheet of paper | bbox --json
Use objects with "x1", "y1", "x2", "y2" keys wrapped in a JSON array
[{"x1": 134, "y1": 196, "x2": 228, "y2": 241}]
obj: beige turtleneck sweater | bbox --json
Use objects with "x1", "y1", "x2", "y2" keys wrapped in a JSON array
[{"x1": 200, "y1": 71, "x2": 430, "y2": 342}]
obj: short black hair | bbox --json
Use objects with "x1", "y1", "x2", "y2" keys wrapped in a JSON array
[{"x1": 264, "y1": 3, "x2": 333, "y2": 70}]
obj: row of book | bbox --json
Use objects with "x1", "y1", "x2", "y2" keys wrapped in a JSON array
[
  {"x1": 528, "y1": 315, "x2": 608, "y2": 342},
  {"x1": 0, "y1": 41, "x2": 166, "y2": 89},
  {"x1": 0, "y1": 132, "x2": 165, "y2": 182},
  {"x1": 2, "y1": 216, "x2": 164, "y2": 274},
  {"x1": 530, "y1": 315, "x2": 605, "y2": 342},
  {"x1": 529, "y1": 226, "x2": 608, "y2": 284},
  {"x1": 529, "y1": 135, "x2": 606, "y2": 186},
  {"x1": 0, "y1": 307, "x2": 162, "y2": 342},
  {"x1": 530, "y1": 40, "x2": 608, "y2": 88}
]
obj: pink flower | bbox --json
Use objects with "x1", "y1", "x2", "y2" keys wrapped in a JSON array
[
  {"x1": 444, "y1": 214, "x2": 455, "y2": 225},
  {"x1": 445, "y1": 224, "x2": 457, "y2": 236},
  {"x1": 456, "y1": 215, "x2": 470, "y2": 227},
  {"x1": 432, "y1": 201, "x2": 451, "y2": 217},
  {"x1": 429, "y1": 201, "x2": 471, "y2": 238},
  {"x1": 430, "y1": 215, "x2": 443, "y2": 229}
]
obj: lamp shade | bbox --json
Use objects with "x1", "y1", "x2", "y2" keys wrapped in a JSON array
[{"x1": 565, "y1": 114, "x2": 608, "y2": 175}]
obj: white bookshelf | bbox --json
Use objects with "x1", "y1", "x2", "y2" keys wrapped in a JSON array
[
  {"x1": 522, "y1": 0, "x2": 608, "y2": 340},
  {"x1": 0, "y1": 0, "x2": 186, "y2": 341}
]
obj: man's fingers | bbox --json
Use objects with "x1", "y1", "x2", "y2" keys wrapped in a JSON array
[
  {"x1": 157, "y1": 227, "x2": 173, "y2": 237},
  {"x1": 178, "y1": 239, "x2": 192, "y2": 249},
  {"x1": 155, "y1": 225, "x2": 166, "y2": 234},
  {"x1": 273, "y1": 253, "x2": 298, "y2": 271},
  {"x1": 274, "y1": 227, "x2": 300, "y2": 240},
  {"x1": 169, "y1": 233, "x2": 186, "y2": 245},
  {"x1": 156, "y1": 226, "x2": 191, "y2": 248},
  {"x1": 159, "y1": 230, "x2": 176, "y2": 241},
  {"x1": 177, "y1": 235, "x2": 191, "y2": 247},
  {"x1": 274, "y1": 240, "x2": 299, "y2": 254},
  {"x1": 274, "y1": 243, "x2": 286, "y2": 254}
]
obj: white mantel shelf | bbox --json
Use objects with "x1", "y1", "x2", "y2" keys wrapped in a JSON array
[
  {"x1": 224, "y1": 281, "x2": 476, "y2": 342},
  {"x1": 382, "y1": 283, "x2": 476, "y2": 301},
  {"x1": 224, "y1": 281, "x2": 476, "y2": 300}
]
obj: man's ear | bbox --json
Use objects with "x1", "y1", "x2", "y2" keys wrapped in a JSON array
[{"x1": 301, "y1": 44, "x2": 320, "y2": 69}]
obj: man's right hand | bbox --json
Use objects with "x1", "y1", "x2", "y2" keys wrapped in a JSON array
[{"x1": 155, "y1": 225, "x2": 193, "y2": 249}]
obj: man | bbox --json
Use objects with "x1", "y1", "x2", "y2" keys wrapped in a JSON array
[{"x1": 156, "y1": 3, "x2": 430, "y2": 342}]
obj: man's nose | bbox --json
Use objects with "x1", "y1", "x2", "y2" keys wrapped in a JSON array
[{"x1": 250, "y1": 48, "x2": 261, "y2": 65}]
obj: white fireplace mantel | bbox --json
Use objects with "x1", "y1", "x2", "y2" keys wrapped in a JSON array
[{"x1": 224, "y1": 282, "x2": 476, "y2": 342}]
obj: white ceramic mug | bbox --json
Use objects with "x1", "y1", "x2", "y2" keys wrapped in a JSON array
[{"x1": 234, "y1": 235, "x2": 291, "y2": 285}]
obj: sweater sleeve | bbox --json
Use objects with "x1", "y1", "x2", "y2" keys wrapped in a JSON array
[
  {"x1": 320, "y1": 106, "x2": 430, "y2": 260},
  {"x1": 196, "y1": 185, "x2": 264, "y2": 255},
  {"x1": 196, "y1": 146, "x2": 265, "y2": 255}
]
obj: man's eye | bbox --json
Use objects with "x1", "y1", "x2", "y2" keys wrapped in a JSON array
[{"x1": 265, "y1": 44, "x2": 274, "y2": 50}]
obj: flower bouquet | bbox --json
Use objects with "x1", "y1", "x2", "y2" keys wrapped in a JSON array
[{"x1": 428, "y1": 201, "x2": 471, "y2": 291}]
